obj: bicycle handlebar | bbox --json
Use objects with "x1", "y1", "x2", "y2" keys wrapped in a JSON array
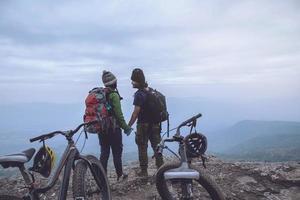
[
  {"x1": 157, "y1": 113, "x2": 202, "y2": 155},
  {"x1": 29, "y1": 120, "x2": 98, "y2": 143},
  {"x1": 30, "y1": 131, "x2": 62, "y2": 143},
  {"x1": 175, "y1": 113, "x2": 201, "y2": 136},
  {"x1": 178, "y1": 113, "x2": 202, "y2": 128}
]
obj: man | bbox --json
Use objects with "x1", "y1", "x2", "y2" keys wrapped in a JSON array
[
  {"x1": 100, "y1": 70, "x2": 133, "y2": 180},
  {"x1": 128, "y1": 68, "x2": 164, "y2": 176}
]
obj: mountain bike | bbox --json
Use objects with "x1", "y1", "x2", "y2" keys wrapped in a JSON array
[
  {"x1": 0, "y1": 121, "x2": 111, "y2": 200},
  {"x1": 156, "y1": 113, "x2": 225, "y2": 200}
]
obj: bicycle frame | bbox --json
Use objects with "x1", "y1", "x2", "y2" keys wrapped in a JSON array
[
  {"x1": 18, "y1": 138, "x2": 95, "y2": 200},
  {"x1": 159, "y1": 114, "x2": 202, "y2": 180},
  {"x1": 156, "y1": 114, "x2": 225, "y2": 200},
  {"x1": 163, "y1": 140, "x2": 200, "y2": 180},
  {"x1": 157, "y1": 114, "x2": 203, "y2": 199}
]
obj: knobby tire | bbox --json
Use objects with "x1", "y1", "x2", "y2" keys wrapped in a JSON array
[{"x1": 72, "y1": 155, "x2": 111, "y2": 200}]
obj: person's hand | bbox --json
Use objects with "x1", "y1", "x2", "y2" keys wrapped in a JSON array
[{"x1": 124, "y1": 128, "x2": 134, "y2": 136}]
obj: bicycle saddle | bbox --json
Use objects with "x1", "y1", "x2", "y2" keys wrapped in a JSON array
[{"x1": 0, "y1": 148, "x2": 36, "y2": 168}]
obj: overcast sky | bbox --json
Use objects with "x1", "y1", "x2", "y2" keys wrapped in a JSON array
[{"x1": 0, "y1": 0, "x2": 299, "y2": 104}]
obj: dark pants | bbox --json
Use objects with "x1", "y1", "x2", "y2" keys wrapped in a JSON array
[{"x1": 98, "y1": 128, "x2": 123, "y2": 177}]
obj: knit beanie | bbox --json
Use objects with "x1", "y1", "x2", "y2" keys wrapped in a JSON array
[
  {"x1": 131, "y1": 68, "x2": 146, "y2": 85},
  {"x1": 102, "y1": 70, "x2": 117, "y2": 86}
]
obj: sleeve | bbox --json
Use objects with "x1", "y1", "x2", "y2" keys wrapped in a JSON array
[
  {"x1": 109, "y1": 93, "x2": 131, "y2": 131},
  {"x1": 133, "y1": 91, "x2": 145, "y2": 107}
]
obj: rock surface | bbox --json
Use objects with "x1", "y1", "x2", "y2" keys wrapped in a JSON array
[{"x1": 0, "y1": 156, "x2": 300, "y2": 199}]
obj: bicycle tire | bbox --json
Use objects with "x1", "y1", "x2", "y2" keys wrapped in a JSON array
[
  {"x1": 0, "y1": 195, "x2": 22, "y2": 200},
  {"x1": 72, "y1": 155, "x2": 111, "y2": 200},
  {"x1": 156, "y1": 162, "x2": 225, "y2": 200}
]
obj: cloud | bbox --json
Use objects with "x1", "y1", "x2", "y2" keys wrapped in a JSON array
[{"x1": 0, "y1": 0, "x2": 299, "y2": 103}]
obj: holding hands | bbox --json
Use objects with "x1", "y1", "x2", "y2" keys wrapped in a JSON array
[{"x1": 124, "y1": 128, "x2": 134, "y2": 136}]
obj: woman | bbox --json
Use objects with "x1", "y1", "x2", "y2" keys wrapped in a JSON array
[{"x1": 99, "y1": 70, "x2": 133, "y2": 180}]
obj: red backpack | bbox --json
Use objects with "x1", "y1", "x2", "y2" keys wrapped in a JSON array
[{"x1": 83, "y1": 87, "x2": 114, "y2": 134}]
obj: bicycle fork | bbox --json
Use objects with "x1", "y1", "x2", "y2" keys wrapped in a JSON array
[
  {"x1": 163, "y1": 162, "x2": 198, "y2": 200},
  {"x1": 181, "y1": 180, "x2": 193, "y2": 199}
]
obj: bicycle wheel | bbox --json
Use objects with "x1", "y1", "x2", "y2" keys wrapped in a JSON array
[
  {"x1": 72, "y1": 155, "x2": 111, "y2": 200},
  {"x1": 0, "y1": 195, "x2": 22, "y2": 200},
  {"x1": 156, "y1": 162, "x2": 225, "y2": 200}
]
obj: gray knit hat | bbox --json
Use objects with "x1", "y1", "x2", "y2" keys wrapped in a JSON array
[{"x1": 102, "y1": 70, "x2": 117, "y2": 86}]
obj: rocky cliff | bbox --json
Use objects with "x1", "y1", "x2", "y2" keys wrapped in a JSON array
[{"x1": 0, "y1": 156, "x2": 299, "y2": 200}]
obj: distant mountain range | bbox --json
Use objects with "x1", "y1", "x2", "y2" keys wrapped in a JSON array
[
  {"x1": 0, "y1": 101, "x2": 299, "y2": 163},
  {"x1": 1, "y1": 96, "x2": 299, "y2": 133},
  {"x1": 209, "y1": 120, "x2": 300, "y2": 161}
]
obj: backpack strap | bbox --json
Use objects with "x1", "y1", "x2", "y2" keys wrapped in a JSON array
[
  {"x1": 104, "y1": 87, "x2": 123, "y2": 104},
  {"x1": 104, "y1": 87, "x2": 112, "y2": 103},
  {"x1": 103, "y1": 87, "x2": 121, "y2": 130},
  {"x1": 141, "y1": 87, "x2": 151, "y2": 106},
  {"x1": 115, "y1": 88, "x2": 123, "y2": 100}
]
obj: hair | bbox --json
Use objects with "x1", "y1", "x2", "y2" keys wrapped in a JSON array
[
  {"x1": 108, "y1": 82, "x2": 117, "y2": 90},
  {"x1": 137, "y1": 82, "x2": 148, "y2": 89}
]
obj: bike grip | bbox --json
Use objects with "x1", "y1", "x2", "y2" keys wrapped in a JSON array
[
  {"x1": 179, "y1": 113, "x2": 202, "y2": 127},
  {"x1": 194, "y1": 113, "x2": 202, "y2": 119},
  {"x1": 30, "y1": 135, "x2": 43, "y2": 143}
]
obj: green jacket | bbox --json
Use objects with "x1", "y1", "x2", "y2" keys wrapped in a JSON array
[{"x1": 108, "y1": 90, "x2": 131, "y2": 132}]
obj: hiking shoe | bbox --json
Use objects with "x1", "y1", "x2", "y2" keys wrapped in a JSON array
[
  {"x1": 136, "y1": 169, "x2": 148, "y2": 177},
  {"x1": 117, "y1": 173, "x2": 128, "y2": 181}
]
